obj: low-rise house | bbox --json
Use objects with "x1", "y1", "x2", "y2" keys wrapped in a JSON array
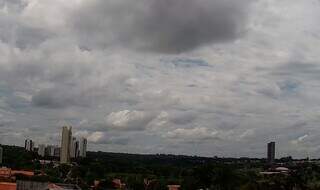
[
  {"x1": 0, "y1": 167, "x2": 34, "y2": 180},
  {"x1": 16, "y1": 181, "x2": 81, "y2": 190},
  {"x1": 112, "y1": 179, "x2": 126, "y2": 189},
  {"x1": 47, "y1": 183, "x2": 81, "y2": 190},
  {"x1": 0, "y1": 182, "x2": 16, "y2": 190},
  {"x1": 167, "y1": 185, "x2": 181, "y2": 190}
]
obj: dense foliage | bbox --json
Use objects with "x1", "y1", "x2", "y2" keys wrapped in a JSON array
[{"x1": 1, "y1": 145, "x2": 320, "y2": 190}]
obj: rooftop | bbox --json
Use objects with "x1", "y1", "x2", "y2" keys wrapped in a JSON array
[{"x1": 0, "y1": 182, "x2": 16, "y2": 190}]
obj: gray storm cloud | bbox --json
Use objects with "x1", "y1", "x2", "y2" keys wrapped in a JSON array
[
  {"x1": 0, "y1": 0, "x2": 52, "y2": 49},
  {"x1": 1, "y1": 0, "x2": 320, "y2": 157},
  {"x1": 0, "y1": 0, "x2": 27, "y2": 13},
  {"x1": 71, "y1": 0, "x2": 253, "y2": 53}
]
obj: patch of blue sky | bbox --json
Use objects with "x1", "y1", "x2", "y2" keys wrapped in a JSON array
[
  {"x1": 278, "y1": 80, "x2": 300, "y2": 93},
  {"x1": 0, "y1": 85, "x2": 30, "y2": 110}
]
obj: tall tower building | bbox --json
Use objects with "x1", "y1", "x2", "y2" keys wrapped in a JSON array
[
  {"x1": 25, "y1": 139, "x2": 34, "y2": 151},
  {"x1": 74, "y1": 140, "x2": 79, "y2": 158},
  {"x1": 54, "y1": 147, "x2": 61, "y2": 158},
  {"x1": 38, "y1": 144, "x2": 46, "y2": 157},
  {"x1": 70, "y1": 137, "x2": 79, "y2": 158},
  {"x1": 0, "y1": 147, "x2": 3, "y2": 164},
  {"x1": 45, "y1": 145, "x2": 56, "y2": 157},
  {"x1": 79, "y1": 137, "x2": 87, "y2": 158},
  {"x1": 60, "y1": 126, "x2": 72, "y2": 164},
  {"x1": 267, "y1": 142, "x2": 275, "y2": 165}
]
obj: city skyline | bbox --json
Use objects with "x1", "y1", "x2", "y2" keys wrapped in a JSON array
[
  {"x1": 0, "y1": 0, "x2": 320, "y2": 158},
  {"x1": 2, "y1": 139, "x2": 289, "y2": 162},
  {"x1": 22, "y1": 128, "x2": 86, "y2": 158},
  {"x1": 21, "y1": 126, "x2": 88, "y2": 161}
]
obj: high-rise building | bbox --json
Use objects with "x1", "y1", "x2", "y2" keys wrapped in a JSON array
[
  {"x1": 45, "y1": 145, "x2": 56, "y2": 157},
  {"x1": 38, "y1": 144, "x2": 46, "y2": 157},
  {"x1": 54, "y1": 147, "x2": 61, "y2": 158},
  {"x1": 24, "y1": 139, "x2": 34, "y2": 152},
  {"x1": 70, "y1": 137, "x2": 79, "y2": 158},
  {"x1": 79, "y1": 137, "x2": 87, "y2": 158},
  {"x1": 60, "y1": 126, "x2": 72, "y2": 164},
  {"x1": 267, "y1": 142, "x2": 275, "y2": 164},
  {"x1": 70, "y1": 137, "x2": 75, "y2": 158},
  {"x1": 0, "y1": 147, "x2": 3, "y2": 164},
  {"x1": 74, "y1": 140, "x2": 79, "y2": 158}
]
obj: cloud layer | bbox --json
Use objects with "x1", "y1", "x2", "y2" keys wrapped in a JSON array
[
  {"x1": 71, "y1": 0, "x2": 253, "y2": 53},
  {"x1": 0, "y1": 0, "x2": 320, "y2": 158}
]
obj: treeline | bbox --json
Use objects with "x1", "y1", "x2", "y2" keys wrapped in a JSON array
[
  {"x1": 3, "y1": 145, "x2": 320, "y2": 190},
  {"x1": 0, "y1": 145, "x2": 39, "y2": 170},
  {"x1": 73, "y1": 152, "x2": 266, "y2": 189}
]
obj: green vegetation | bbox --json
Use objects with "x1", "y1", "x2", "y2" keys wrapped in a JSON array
[
  {"x1": 1, "y1": 145, "x2": 39, "y2": 170},
  {"x1": 1, "y1": 145, "x2": 320, "y2": 190}
]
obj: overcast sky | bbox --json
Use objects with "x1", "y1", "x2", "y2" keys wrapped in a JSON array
[{"x1": 1, "y1": 0, "x2": 320, "y2": 158}]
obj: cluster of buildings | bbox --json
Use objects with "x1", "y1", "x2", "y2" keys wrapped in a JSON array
[
  {"x1": 25, "y1": 139, "x2": 61, "y2": 158},
  {"x1": 0, "y1": 126, "x2": 88, "y2": 190},
  {"x1": 60, "y1": 126, "x2": 87, "y2": 164},
  {"x1": 24, "y1": 126, "x2": 87, "y2": 164}
]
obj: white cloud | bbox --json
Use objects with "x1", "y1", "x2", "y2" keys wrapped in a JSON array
[
  {"x1": 291, "y1": 134, "x2": 309, "y2": 145},
  {"x1": 0, "y1": 0, "x2": 320, "y2": 157},
  {"x1": 106, "y1": 110, "x2": 156, "y2": 131},
  {"x1": 164, "y1": 127, "x2": 218, "y2": 141},
  {"x1": 87, "y1": 131, "x2": 105, "y2": 143}
]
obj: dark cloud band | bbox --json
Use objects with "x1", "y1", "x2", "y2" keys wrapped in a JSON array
[{"x1": 71, "y1": 0, "x2": 253, "y2": 54}]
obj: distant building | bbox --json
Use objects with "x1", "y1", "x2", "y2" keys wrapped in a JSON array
[
  {"x1": 0, "y1": 182, "x2": 16, "y2": 190},
  {"x1": 260, "y1": 167, "x2": 290, "y2": 176},
  {"x1": 24, "y1": 139, "x2": 34, "y2": 152},
  {"x1": 47, "y1": 183, "x2": 81, "y2": 190},
  {"x1": 0, "y1": 167, "x2": 34, "y2": 179},
  {"x1": 267, "y1": 142, "x2": 275, "y2": 164},
  {"x1": 16, "y1": 181, "x2": 81, "y2": 190},
  {"x1": 0, "y1": 147, "x2": 3, "y2": 164},
  {"x1": 17, "y1": 180, "x2": 47, "y2": 190},
  {"x1": 53, "y1": 147, "x2": 61, "y2": 158},
  {"x1": 74, "y1": 140, "x2": 79, "y2": 158},
  {"x1": 112, "y1": 179, "x2": 126, "y2": 189},
  {"x1": 168, "y1": 185, "x2": 181, "y2": 190},
  {"x1": 0, "y1": 167, "x2": 11, "y2": 178},
  {"x1": 33, "y1": 147, "x2": 38, "y2": 154},
  {"x1": 11, "y1": 170, "x2": 34, "y2": 177},
  {"x1": 60, "y1": 126, "x2": 72, "y2": 164},
  {"x1": 70, "y1": 137, "x2": 79, "y2": 158},
  {"x1": 275, "y1": 167, "x2": 289, "y2": 173},
  {"x1": 79, "y1": 137, "x2": 87, "y2": 158},
  {"x1": 38, "y1": 144, "x2": 46, "y2": 157},
  {"x1": 45, "y1": 145, "x2": 57, "y2": 157}
]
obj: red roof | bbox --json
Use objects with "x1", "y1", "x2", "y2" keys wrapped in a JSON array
[
  {"x1": 12, "y1": 170, "x2": 34, "y2": 176},
  {"x1": 0, "y1": 182, "x2": 16, "y2": 190},
  {"x1": 0, "y1": 167, "x2": 34, "y2": 178},
  {"x1": 48, "y1": 183, "x2": 64, "y2": 190},
  {"x1": 168, "y1": 185, "x2": 181, "y2": 190}
]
